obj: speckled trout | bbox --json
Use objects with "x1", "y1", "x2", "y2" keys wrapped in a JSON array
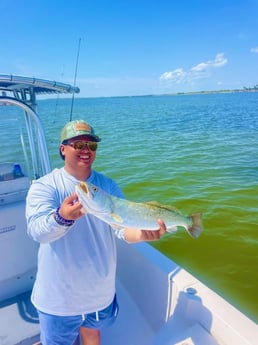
[{"x1": 75, "y1": 181, "x2": 203, "y2": 238}]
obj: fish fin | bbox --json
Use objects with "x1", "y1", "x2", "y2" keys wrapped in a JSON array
[
  {"x1": 145, "y1": 201, "x2": 180, "y2": 213},
  {"x1": 187, "y1": 213, "x2": 203, "y2": 238},
  {"x1": 166, "y1": 226, "x2": 178, "y2": 233},
  {"x1": 110, "y1": 223, "x2": 125, "y2": 230},
  {"x1": 111, "y1": 213, "x2": 123, "y2": 223}
]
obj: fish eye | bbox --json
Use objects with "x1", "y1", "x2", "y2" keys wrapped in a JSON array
[{"x1": 92, "y1": 186, "x2": 98, "y2": 192}]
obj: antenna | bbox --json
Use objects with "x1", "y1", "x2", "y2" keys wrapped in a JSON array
[{"x1": 70, "y1": 38, "x2": 81, "y2": 121}]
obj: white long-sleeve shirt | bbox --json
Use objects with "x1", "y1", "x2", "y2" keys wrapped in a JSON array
[{"x1": 26, "y1": 167, "x2": 124, "y2": 316}]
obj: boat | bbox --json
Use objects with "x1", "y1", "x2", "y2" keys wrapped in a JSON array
[{"x1": 0, "y1": 74, "x2": 257, "y2": 345}]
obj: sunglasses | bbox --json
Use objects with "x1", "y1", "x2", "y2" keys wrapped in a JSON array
[{"x1": 64, "y1": 140, "x2": 98, "y2": 151}]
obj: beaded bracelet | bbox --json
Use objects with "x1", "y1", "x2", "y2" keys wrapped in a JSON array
[{"x1": 54, "y1": 207, "x2": 75, "y2": 226}]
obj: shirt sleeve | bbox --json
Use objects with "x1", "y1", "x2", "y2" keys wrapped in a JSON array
[{"x1": 26, "y1": 178, "x2": 73, "y2": 244}]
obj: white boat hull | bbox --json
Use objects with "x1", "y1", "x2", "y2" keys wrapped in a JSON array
[{"x1": 0, "y1": 199, "x2": 38, "y2": 301}]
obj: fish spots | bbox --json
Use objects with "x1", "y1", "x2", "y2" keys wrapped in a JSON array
[{"x1": 111, "y1": 213, "x2": 123, "y2": 223}]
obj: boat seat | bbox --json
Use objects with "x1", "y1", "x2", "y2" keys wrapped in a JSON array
[{"x1": 0, "y1": 162, "x2": 30, "y2": 205}]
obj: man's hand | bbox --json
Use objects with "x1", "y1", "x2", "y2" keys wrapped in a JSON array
[
  {"x1": 124, "y1": 219, "x2": 167, "y2": 243},
  {"x1": 139, "y1": 219, "x2": 167, "y2": 241},
  {"x1": 58, "y1": 193, "x2": 85, "y2": 220}
]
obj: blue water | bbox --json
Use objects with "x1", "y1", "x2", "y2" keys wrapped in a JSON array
[{"x1": 3, "y1": 92, "x2": 258, "y2": 322}]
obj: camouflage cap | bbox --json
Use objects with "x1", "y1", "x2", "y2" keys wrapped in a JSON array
[{"x1": 60, "y1": 120, "x2": 101, "y2": 143}]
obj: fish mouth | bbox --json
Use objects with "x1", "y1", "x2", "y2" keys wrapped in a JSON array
[{"x1": 79, "y1": 181, "x2": 89, "y2": 195}]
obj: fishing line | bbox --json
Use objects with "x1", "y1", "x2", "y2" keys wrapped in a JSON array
[{"x1": 70, "y1": 38, "x2": 81, "y2": 121}]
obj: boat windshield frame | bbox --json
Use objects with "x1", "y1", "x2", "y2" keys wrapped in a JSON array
[{"x1": 0, "y1": 74, "x2": 80, "y2": 178}]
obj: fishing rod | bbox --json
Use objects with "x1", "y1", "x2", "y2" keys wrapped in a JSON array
[{"x1": 70, "y1": 38, "x2": 81, "y2": 121}]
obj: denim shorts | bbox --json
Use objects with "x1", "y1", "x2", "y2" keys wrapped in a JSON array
[{"x1": 38, "y1": 295, "x2": 119, "y2": 345}]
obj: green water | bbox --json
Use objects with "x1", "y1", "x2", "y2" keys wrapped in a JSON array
[{"x1": 2, "y1": 92, "x2": 258, "y2": 322}]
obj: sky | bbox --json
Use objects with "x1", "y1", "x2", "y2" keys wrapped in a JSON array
[{"x1": 0, "y1": 0, "x2": 258, "y2": 98}]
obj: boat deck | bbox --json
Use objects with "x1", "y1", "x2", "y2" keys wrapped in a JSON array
[
  {"x1": 0, "y1": 290, "x2": 39, "y2": 345},
  {"x1": 0, "y1": 241, "x2": 257, "y2": 345},
  {"x1": 0, "y1": 281, "x2": 219, "y2": 345}
]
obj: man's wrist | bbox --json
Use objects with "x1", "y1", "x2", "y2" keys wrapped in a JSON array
[{"x1": 54, "y1": 207, "x2": 75, "y2": 226}]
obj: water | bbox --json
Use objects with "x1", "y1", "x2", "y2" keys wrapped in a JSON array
[{"x1": 3, "y1": 92, "x2": 258, "y2": 322}]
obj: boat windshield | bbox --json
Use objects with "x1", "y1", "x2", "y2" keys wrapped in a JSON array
[
  {"x1": 0, "y1": 74, "x2": 78, "y2": 206},
  {"x1": 0, "y1": 105, "x2": 42, "y2": 182}
]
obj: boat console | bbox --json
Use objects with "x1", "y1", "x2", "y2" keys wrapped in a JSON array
[{"x1": 0, "y1": 75, "x2": 79, "y2": 302}]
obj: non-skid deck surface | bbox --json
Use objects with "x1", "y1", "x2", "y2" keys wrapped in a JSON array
[{"x1": 0, "y1": 291, "x2": 40, "y2": 345}]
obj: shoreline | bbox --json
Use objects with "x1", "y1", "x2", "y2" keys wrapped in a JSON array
[{"x1": 37, "y1": 88, "x2": 258, "y2": 101}]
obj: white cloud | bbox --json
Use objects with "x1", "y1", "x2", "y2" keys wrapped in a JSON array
[
  {"x1": 160, "y1": 53, "x2": 228, "y2": 85},
  {"x1": 159, "y1": 68, "x2": 187, "y2": 83},
  {"x1": 250, "y1": 47, "x2": 258, "y2": 53},
  {"x1": 191, "y1": 53, "x2": 227, "y2": 71}
]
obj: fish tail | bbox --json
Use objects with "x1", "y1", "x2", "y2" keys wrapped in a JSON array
[{"x1": 187, "y1": 213, "x2": 203, "y2": 238}]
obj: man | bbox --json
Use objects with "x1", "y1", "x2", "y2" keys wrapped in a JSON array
[{"x1": 26, "y1": 119, "x2": 166, "y2": 345}]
